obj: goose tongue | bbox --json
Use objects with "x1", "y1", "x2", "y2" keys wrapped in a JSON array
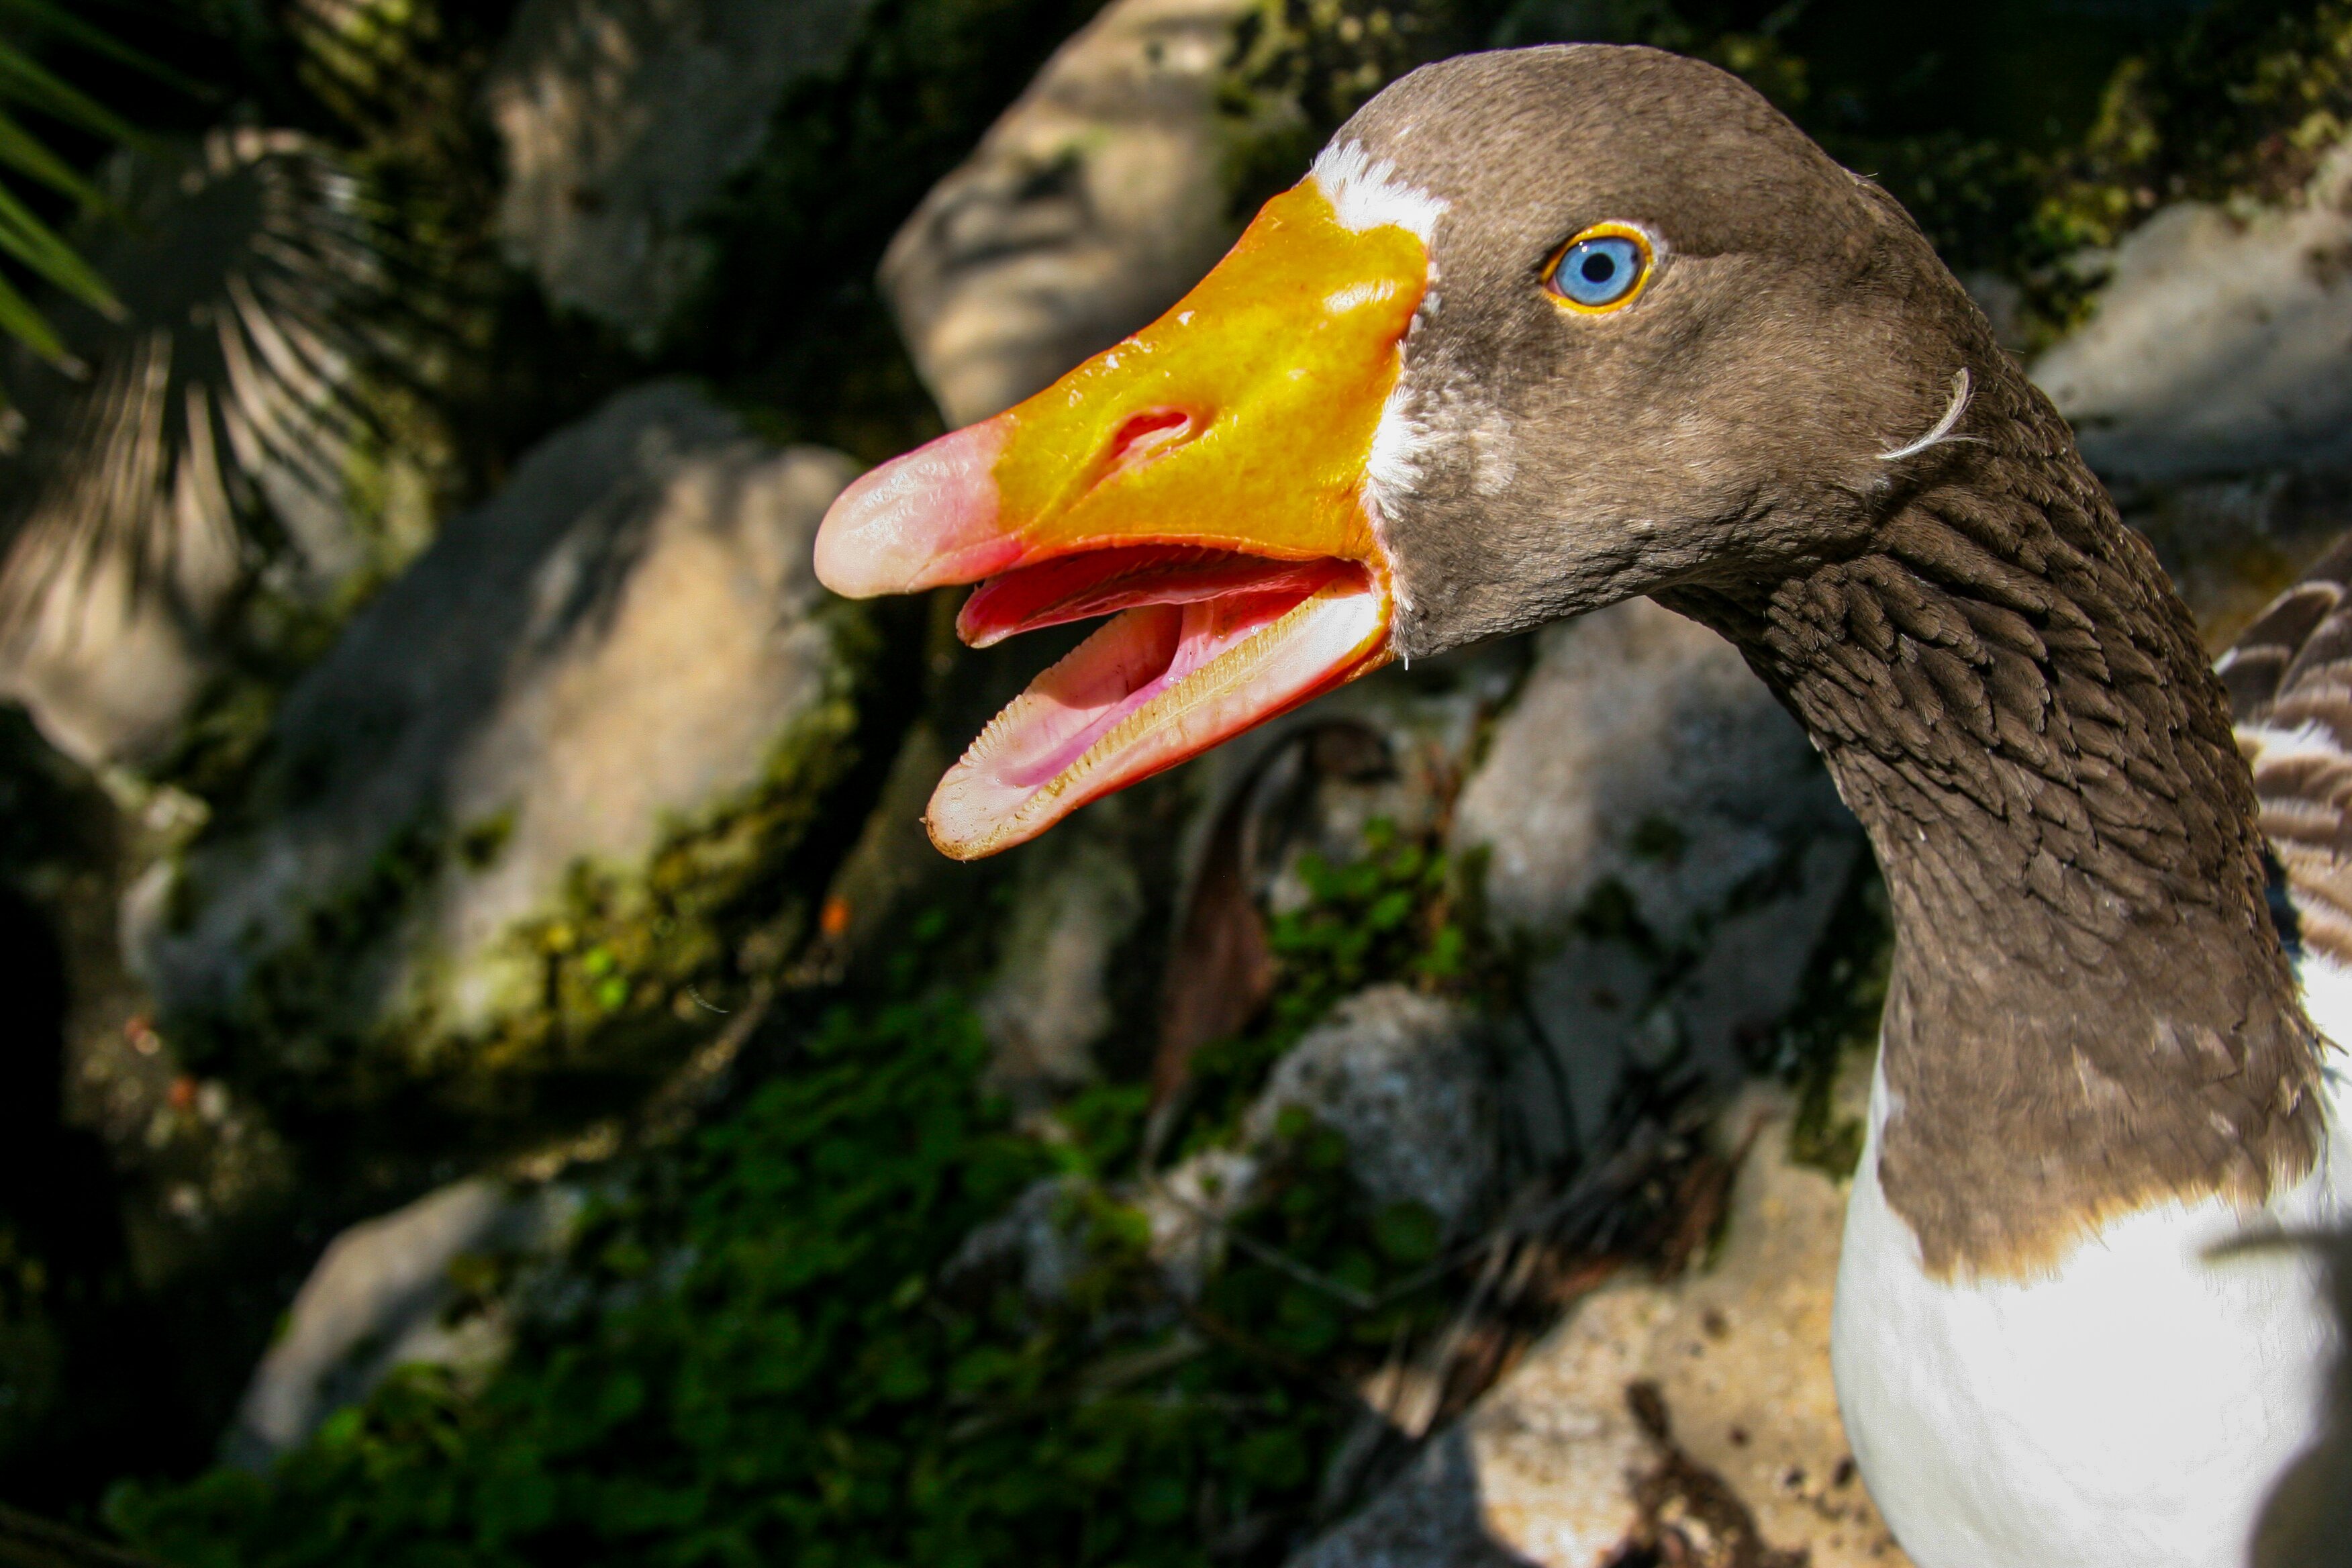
[
  {"x1": 814, "y1": 177, "x2": 1431, "y2": 859},
  {"x1": 955, "y1": 546, "x2": 1349, "y2": 649}
]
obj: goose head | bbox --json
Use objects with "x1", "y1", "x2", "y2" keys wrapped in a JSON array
[{"x1": 817, "y1": 44, "x2": 1992, "y2": 858}]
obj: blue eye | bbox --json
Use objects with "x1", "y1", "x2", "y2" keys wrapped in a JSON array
[{"x1": 1549, "y1": 230, "x2": 1650, "y2": 311}]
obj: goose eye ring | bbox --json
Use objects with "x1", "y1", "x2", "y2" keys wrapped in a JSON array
[{"x1": 1546, "y1": 224, "x2": 1653, "y2": 313}]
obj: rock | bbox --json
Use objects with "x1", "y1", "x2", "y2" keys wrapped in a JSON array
[
  {"x1": 976, "y1": 822, "x2": 1145, "y2": 1101},
  {"x1": 485, "y1": 0, "x2": 873, "y2": 334},
  {"x1": 2034, "y1": 140, "x2": 2352, "y2": 490},
  {"x1": 1451, "y1": 601, "x2": 1859, "y2": 1153},
  {"x1": 944, "y1": 1175, "x2": 1097, "y2": 1307},
  {"x1": 1144, "y1": 1144, "x2": 1267, "y2": 1303},
  {"x1": 1292, "y1": 1087, "x2": 1911, "y2": 1568},
  {"x1": 2024, "y1": 139, "x2": 2352, "y2": 644},
  {"x1": 132, "y1": 382, "x2": 867, "y2": 1138},
  {"x1": 959, "y1": 985, "x2": 1496, "y2": 1306},
  {"x1": 0, "y1": 131, "x2": 405, "y2": 772},
  {"x1": 224, "y1": 1177, "x2": 579, "y2": 1467},
  {"x1": 0, "y1": 526, "x2": 235, "y2": 777},
  {"x1": 880, "y1": 0, "x2": 1256, "y2": 424},
  {"x1": 1153, "y1": 985, "x2": 1496, "y2": 1297},
  {"x1": 1245, "y1": 986, "x2": 1496, "y2": 1236}
]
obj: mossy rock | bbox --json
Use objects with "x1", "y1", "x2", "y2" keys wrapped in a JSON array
[{"x1": 131, "y1": 382, "x2": 878, "y2": 1155}]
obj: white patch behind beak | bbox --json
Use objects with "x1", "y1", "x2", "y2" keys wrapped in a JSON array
[
  {"x1": 1365, "y1": 377, "x2": 1438, "y2": 528},
  {"x1": 1312, "y1": 141, "x2": 1448, "y2": 244}
]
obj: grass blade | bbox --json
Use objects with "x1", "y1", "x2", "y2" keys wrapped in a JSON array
[{"x1": 0, "y1": 106, "x2": 98, "y2": 205}]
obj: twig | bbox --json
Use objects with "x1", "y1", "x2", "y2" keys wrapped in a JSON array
[
  {"x1": 0, "y1": 1505, "x2": 172, "y2": 1568},
  {"x1": 1175, "y1": 1300, "x2": 1367, "y2": 1411},
  {"x1": 1142, "y1": 1177, "x2": 1378, "y2": 1311},
  {"x1": 944, "y1": 1330, "x2": 1210, "y2": 1442}
]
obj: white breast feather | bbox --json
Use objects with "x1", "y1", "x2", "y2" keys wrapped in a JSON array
[{"x1": 1831, "y1": 1036, "x2": 2345, "y2": 1568}]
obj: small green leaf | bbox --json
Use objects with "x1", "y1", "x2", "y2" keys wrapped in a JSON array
[
  {"x1": 0, "y1": 0, "x2": 199, "y2": 95},
  {"x1": 1232, "y1": 1428, "x2": 1308, "y2": 1491},
  {"x1": 0, "y1": 108, "x2": 93, "y2": 205},
  {"x1": 1130, "y1": 1473, "x2": 1187, "y2": 1524},
  {"x1": 0, "y1": 191, "x2": 117, "y2": 328},
  {"x1": 0, "y1": 267, "x2": 65, "y2": 363},
  {"x1": 599, "y1": 1238, "x2": 652, "y2": 1278},
  {"x1": 1371, "y1": 1202, "x2": 1441, "y2": 1266},
  {"x1": 0, "y1": 39, "x2": 134, "y2": 145}
]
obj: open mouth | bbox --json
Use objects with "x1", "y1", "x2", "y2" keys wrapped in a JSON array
[
  {"x1": 812, "y1": 166, "x2": 1430, "y2": 859},
  {"x1": 930, "y1": 546, "x2": 1390, "y2": 857}
]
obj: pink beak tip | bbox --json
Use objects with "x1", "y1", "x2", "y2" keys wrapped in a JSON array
[{"x1": 813, "y1": 420, "x2": 1014, "y2": 599}]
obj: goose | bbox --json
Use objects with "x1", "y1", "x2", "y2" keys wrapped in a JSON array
[{"x1": 812, "y1": 44, "x2": 2351, "y2": 1568}]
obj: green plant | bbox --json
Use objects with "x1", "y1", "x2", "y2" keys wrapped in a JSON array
[
  {"x1": 110, "y1": 969, "x2": 1465, "y2": 1568},
  {"x1": 1175, "y1": 818, "x2": 1471, "y2": 1158},
  {"x1": 0, "y1": 0, "x2": 160, "y2": 373},
  {"x1": 106, "y1": 787, "x2": 1512, "y2": 1567},
  {"x1": 1753, "y1": 861, "x2": 1892, "y2": 1179}
]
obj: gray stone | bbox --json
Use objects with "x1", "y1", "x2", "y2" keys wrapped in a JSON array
[
  {"x1": 225, "y1": 1177, "x2": 580, "y2": 1467},
  {"x1": 1291, "y1": 1087, "x2": 1910, "y2": 1568},
  {"x1": 880, "y1": 0, "x2": 1257, "y2": 424},
  {"x1": 0, "y1": 520, "x2": 236, "y2": 775},
  {"x1": 1149, "y1": 985, "x2": 1496, "y2": 1297},
  {"x1": 977, "y1": 824, "x2": 1145, "y2": 1099},
  {"x1": 1144, "y1": 1144, "x2": 1266, "y2": 1301},
  {"x1": 130, "y1": 382, "x2": 862, "y2": 1106},
  {"x1": 944, "y1": 1174, "x2": 1097, "y2": 1306},
  {"x1": 485, "y1": 0, "x2": 873, "y2": 334},
  {"x1": 1451, "y1": 601, "x2": 1859, "y2": 1153},
  {"x1": 961, "y1": 985, "x2": 1495, "y2": 1306},
  {"x1": 1246, "y1": 985, "x2": 1496, "y2": 1236},
  {"x1": 2033, "y1": 141, "x2": 2352, "y2": 489}
]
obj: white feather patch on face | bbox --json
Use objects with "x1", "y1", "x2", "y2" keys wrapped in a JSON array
[
  {"x1": 1310, "y1": 141, "x2": 1447, "y2": 243},
  {"x1": 1364, "y1": 378, "x2": 1438, "y2": 530}
]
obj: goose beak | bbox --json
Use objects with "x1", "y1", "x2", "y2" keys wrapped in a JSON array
[{"x1": 816, "y1": 179, "x2": 1428, "y2": 858}]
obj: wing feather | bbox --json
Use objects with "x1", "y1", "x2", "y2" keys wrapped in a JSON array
[{"x1": 2226, "y1": 536, "x2": 2352, "y2": 970}]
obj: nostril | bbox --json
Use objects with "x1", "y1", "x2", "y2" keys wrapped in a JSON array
[{"x1": 1101, "y1": 408, "x2": 1195, "y2": 481}]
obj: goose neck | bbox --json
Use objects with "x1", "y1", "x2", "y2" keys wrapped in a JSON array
[{"x1": 1659, "y1": 371, "x2": 2324, "y2": 1280}]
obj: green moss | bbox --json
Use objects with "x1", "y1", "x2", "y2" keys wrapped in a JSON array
[
  {"x1": 1173, "y1": 816, "x2": 1483, "y2": 1158},
  {"x1": 2044, "y1": 0, "x2": 2352, "y2": 246},
  {"x1": 460, "y1": 689, "x2": 868, "y2": 1105},
  {"x1": 455, "y1": 812, "x2": 514, "y2": 872},
  {"x1": 107, "y1": 927, "x2": 1463, "y2": 1568},
  {"x1": 1756, "y1": 859, "x2": 1891, "y2": 1180},
  {"x1": 175, "y1": 814, "x2": 449, "y2": 1091},
  {"x1": 170, "y1": 607, "x2": 881, "y2": 1154}
]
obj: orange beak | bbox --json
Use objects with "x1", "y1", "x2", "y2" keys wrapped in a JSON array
[{"x1": 816, "y1": 178, "x2": 1428, "y2": 858}]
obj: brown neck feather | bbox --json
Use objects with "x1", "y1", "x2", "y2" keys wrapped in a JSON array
[{"x1": 1660, "y1": 359, "x2": 2326, "y2": 1281}]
